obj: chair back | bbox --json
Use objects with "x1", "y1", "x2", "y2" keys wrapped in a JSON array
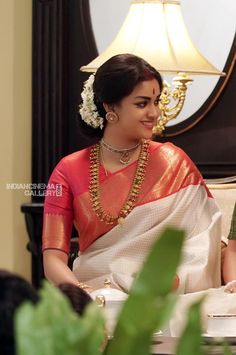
[{"x1": 206, "y1": 182, "x2": 236, "y2": 239}]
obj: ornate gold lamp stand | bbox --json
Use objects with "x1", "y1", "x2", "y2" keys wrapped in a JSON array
[{"x1": 154, "y1": 73, "x2": 193, "y2": 135}]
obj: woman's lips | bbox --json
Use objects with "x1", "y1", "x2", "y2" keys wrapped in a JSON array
[{"x1": 141, "y1": 121, "x2": 154, "y2": 129}]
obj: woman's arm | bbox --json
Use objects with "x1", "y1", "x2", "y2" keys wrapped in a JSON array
[{"x1": 43, "y1": 249, "x2": 79, "y2": 286}]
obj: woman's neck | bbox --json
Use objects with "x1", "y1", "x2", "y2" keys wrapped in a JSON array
[
  {"x1": 99, "y1": 138, "x2": 142, "y2": 173},
  {"x1": 102, "y1": 129, "x2": 141, "y2": 150}
]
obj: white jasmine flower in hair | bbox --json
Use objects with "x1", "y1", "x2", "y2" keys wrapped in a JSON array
[{"x1": 79, "y1": 74, "x2": 104, "y2": 129}]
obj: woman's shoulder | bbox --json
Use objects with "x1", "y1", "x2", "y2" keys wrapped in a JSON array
[
  {"x1": 48, "y1": 146, "x2": 92, "y2": 192},
  {"x1": 149, "y1": 140, "x2": 197, "y2": 172},
  {"x1": 58, "y1": 146, "x2": 91, "y2": 169},
  {"x1": 149, "y1": 140, "x2": 187, "y2": 159},
  {"x1": 149, "y1": 140, "x2": 203, "y2": 186},
  {"x1": 50, "y1": 146, "x2": 92, "y2": 184}
]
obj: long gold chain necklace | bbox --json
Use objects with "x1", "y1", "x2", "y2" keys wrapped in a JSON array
[{"x1": 89, "y1": 139, "x2": 149, "y2": 225}]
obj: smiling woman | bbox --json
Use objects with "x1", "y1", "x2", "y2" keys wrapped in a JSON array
[{"x1": 42, "y1": 53, "x2": 222, "y2": 297}]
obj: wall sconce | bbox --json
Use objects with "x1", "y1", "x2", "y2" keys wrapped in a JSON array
[{"x1": 81, "y1": 0, "x2": 225, "y2": 135}]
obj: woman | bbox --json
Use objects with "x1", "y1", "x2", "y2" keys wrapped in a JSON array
[
  {"x1": 42, "y1": 53, "x2": 222, "y2": 294},
  {"x1": 223, "y1": 202, "x2": 236, "y2": 293}
]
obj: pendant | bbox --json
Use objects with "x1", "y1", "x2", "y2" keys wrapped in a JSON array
[
  {"x1": 118, "y1": 217, "x2": 125, "y2": 225},
  {"x1": 119, "y1": 152, "x2": 131, "y2": 165}
]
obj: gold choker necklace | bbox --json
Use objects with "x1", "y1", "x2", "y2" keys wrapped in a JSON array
[
  {"x1": 89, "y1": 139, "x2": 149, "y2": 225},
  {"x1": 100, "y1": 138, "x2": 141, "y2": 165}
]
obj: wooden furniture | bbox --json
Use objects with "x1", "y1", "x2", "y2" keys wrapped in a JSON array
[{"x1": 151, "y1": 336, "x2": 236, "y2": 354}]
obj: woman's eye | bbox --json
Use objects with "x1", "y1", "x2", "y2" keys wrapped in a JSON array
[
  {"x1": 154, "y1": 99, "x2": 160, "y2": 106},
  {"x1": 136, "y1": 102, "x2": 147, "y2": 108}
]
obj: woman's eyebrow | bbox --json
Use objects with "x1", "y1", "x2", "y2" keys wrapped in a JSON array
[
  {"x1": 134, "y1": 94, "x2": 161, "y2": 100},
  {"x1": 134, "y1": 96, "x2": 150, "y2": 100}
]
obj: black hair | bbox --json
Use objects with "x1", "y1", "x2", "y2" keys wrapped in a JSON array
[
  {"x1": 0, "y1": 270, "x2": 39, "y2": 355},
  {"x1": 58, "y1": 283, "x2": 92, "y2": 316},
  {"x1": 79, "y1": 53, "x2": 163, "y2": 140}
]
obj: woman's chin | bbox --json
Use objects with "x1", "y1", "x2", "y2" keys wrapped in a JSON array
[{"x1": 142, "y1": 130, "x2": 154, "y2": 140}]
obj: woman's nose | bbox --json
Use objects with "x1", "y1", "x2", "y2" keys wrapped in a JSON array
[{"x1": 148, "y1": 103, "x2": 160, "y2": 118}]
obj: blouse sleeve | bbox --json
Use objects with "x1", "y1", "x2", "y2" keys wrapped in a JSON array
[{"x1": 42, "y1": 159, "x2": 74, "y2": 254}]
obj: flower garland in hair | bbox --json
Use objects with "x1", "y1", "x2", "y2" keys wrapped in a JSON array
[{"x1": 79, "y1": 74, "x2": 104, "y2": 129}]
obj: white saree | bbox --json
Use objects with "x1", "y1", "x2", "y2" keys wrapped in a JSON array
[
  {"x1": 42, "y1": 139, "x2": 222, "y2": 294},
  {"x1": 73, "y1": 183, "x2": 222, "y2": 293},
  {"x1": 43, "y1": 140, "x2": 226, "y2": 333}
]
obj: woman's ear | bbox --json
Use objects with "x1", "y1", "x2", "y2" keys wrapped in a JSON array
[
  {"x1": 103, "y1": 103, "x2": 113, "y2": 113},
  {"x1": 103, "y1": 103, "x2": 119, "y2": 123}
]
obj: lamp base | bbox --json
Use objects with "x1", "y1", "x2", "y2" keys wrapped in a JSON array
[{"x1": 153, "y1": 72, "x2": 193, "y2": 135}]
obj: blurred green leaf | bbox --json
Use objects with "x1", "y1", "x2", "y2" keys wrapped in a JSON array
[
  {"x1": 175, "y1": 297, "x2": 206, "y2": 355},
  {"x1": 15, "y1": 281, "x2": 105, "y2": 355},
  {"x1": 223, "y1": 342, "x2": 233, "y2": 355},
  {"x1": 106, "y1": 227, "x2": 185, "y2": 355},
  {"x1": 15, "y1": 227, "x2": 228, "y2": 355}
]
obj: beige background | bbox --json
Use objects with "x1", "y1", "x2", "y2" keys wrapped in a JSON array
[{"x1": 0, "y1": 0, "x2": 32, "y2": 280}]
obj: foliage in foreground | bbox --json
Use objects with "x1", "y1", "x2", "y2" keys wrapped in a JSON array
[{"x1": 15, "y1": 227, "x2": 229, "y2": 355}]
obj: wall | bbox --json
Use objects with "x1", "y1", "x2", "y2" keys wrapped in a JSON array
[{"x1": 0, "y1": 0, "x2": 32, "y2": 280}]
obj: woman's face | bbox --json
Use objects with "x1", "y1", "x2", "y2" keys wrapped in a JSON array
[{"x1": 111, "y1": 78, "x2": 161, "y2": 142}]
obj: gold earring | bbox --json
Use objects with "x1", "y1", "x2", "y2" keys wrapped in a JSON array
[{"x1": 106, "y1": 111, "x2": 119, "y2": 123}]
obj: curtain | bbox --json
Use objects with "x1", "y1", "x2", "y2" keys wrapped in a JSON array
[{"x1": 32, "y1": 0, "x2": 98, "y2": 201}]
